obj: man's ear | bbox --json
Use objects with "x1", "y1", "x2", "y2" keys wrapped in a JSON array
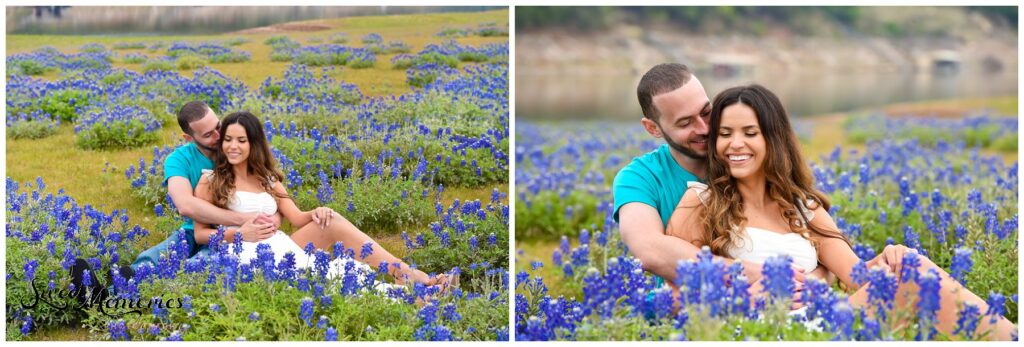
[
  {"x1": 640, "y1": 117, "x2": 662, "y2": 138},
  {"x1": 182, "y1": 133, "x2": 194, "y2": 142}
]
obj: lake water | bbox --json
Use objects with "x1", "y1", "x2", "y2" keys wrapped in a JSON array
[
  {"x1": 517, "y1": 68, "x2": 1018, "y2": 120},
  {"x1": 6, "y1": 6, "x2": 500, "y2": 36}
]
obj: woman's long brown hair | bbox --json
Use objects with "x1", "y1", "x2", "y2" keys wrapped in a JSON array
[
  {"x1": 209, "y1": 111, "x2": 288, "y2": 209},
  {"x1": 699, "y1": 84, "x2": 851, "y2": 256}
]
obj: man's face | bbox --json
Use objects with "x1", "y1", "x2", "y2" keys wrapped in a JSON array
[
  {"x1": 645, "y1": 77, "x2": 711, "y2": 160},
  {"x1": 185, "y1": 109, "x2": 221, "y2": 152}
]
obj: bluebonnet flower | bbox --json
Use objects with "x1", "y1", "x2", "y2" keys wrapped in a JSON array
[
  {"x1": 487, "y1": 233, "x2": 497, "y2": 246},
  {"x1": 317, "y1": 315, "x2": 329, "y2": 329},
  {"x1": 569, "y1": 245, "x2": 589, "y2": 267},
  {"x1": 402, "y1": 231, "x2": 414, "y2": 249},
  {"x1": 325, "y1": 327, "x2": 338, "y2": 341},
  {"x1": 331, "y1": 241, "x2": 345, "y2": 259},
  {"x1": 950, "y1": 247, "x2": 973, "y2": 285},
  {"x1": 762, "y1": 255, "x2": 794, "y2": 300},
  {"x1": 147, "y1": 324, "x2": 161, "y2": 336},
  {"x1": 299, "y1": 297, "x2": 315, "y2": 326},
  {"x1": 558, "y1": 236, "x2": 570, "y2": 255},
  {"x1": 954, "y1": 303, "x2": 981, "y2": 339},
  {"x1": 359, "y1": 241, "x2": 374, "y2": 260},
  {"x1": 866, "y1": 266, "x2": 897, "y2": 319},
  {"x1": 249, "y1": 312, "x2": 260, "y2": 321},
  {"x1": 831, "y1": 301, "x2": 855, "y2": 340},
  {"x1": 900, "y1": 250, "x2": 920, "y2": 283},
  {"x1": 165, "y1": 331, "x2": 183, "y2": 341},
  {"x1": 23, "y1": 259, "x2": 39, "y2": 281},
  {"x1": 20, "y1": 315, "x2": 33, "y2": 336},
  {"x1": 984, "y1": 292, "x2": 1006, "y2": 323},
  {"x1": 915, "y1": 269, "x2": 941, "y2": 340},
  {"x1": 108, "y1": 319, "x2": 129, "y2": 340}
]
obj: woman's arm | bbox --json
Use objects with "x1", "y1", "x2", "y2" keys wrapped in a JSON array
[
  {"x1": 272, "y1": 181, "x2": 316, "y2": 228},
  {"x1": 808, "y1": 205, "x2": 866, "y2": 290}
]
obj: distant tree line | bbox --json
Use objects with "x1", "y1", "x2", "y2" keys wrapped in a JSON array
[{"x1": 516, "y1": 6, "x2": 1016, "y2": 35}]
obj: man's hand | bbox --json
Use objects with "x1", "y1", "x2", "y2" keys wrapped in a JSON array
[
  {"x1": 248, "y1": 213, "x2": 281, "y2": 230},
  {"x1": 808, "y1": 264, "x2": 837, "y2": 285},
  {"x1": 747, "y1": 276, "x2": 806, "y2": 310},
  {"x1": 739, "y1": 259, "x2": 807, "y2": 301},
  {"x1": 238, "y1": 215, "x2": 276, "y2": 242}
]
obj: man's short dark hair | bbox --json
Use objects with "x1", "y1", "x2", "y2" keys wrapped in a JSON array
[
  {"x1": 177, "y1": 101, "x2": 211, "y2": 135},
  {"x1": 637, "y1": 63, "x2": 693, "y2": 120}
]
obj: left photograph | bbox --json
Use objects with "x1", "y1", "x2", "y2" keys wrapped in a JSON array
[{"x1": 6, "y1": 6, "x2": 510, "y2": 341}]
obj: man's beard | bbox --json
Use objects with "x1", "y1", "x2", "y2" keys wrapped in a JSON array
[
  {"x1": 194, "y1": 141, "x2": 219, "y2": 154},
  {"x1": 659, "y1": 126, "x2": 707, "y2": 160}
]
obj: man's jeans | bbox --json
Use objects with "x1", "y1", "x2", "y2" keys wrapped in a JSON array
[{"x1": 130, "y1": 228, "x2": 210, "y2": 271}]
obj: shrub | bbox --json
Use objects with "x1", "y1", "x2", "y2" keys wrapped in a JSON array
[
  {"x1": 7, "y1": 116, "x2": 59, "y2": 140},
  {"x1": 79, "y1": 43, "x2": 108, "y2": 54},
  {"x1": 348, "y1": 55, "x2": 375, "y2": 69},
  {"x1": 40, "y1": 89, "x2": 89, "y2": 123},
  {"x1": 329, "y1": 33, "x2": 349, "y2": 44},
  {"x1": 122, "y1": 53, "x2": 148, "y2": 64},
  {"x1": 292, "y1": 174, "x2": 435, "y2": 233},
  {"x1": 75, "y1": 105, "x2": 161, "y2": 150},
  {"x1": 143, "y1": 59, "x2": 175, "y2": 72},
  {"x1": 405, "y1": 195, "x2": 509, "y2": 292},
  {"x1": 224, "y1": 37, "x2": 249, "y2": 46},
  {"x1": 174, "y1": 55, "x2": 208, "y2": 70},
  {"x1": 362, "y1": 33, "x2": 383, "y2": 44},
  {"x1": 14, "y1": 60, "x2": 50, "y2": 75}
]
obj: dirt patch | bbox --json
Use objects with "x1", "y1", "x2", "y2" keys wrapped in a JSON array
[{"x1": 230, "y1": 22, "x2": 332, "y2": 35}]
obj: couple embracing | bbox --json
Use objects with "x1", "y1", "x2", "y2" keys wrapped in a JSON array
[
  {"x1": 129, "y1": 101, "x2": 454, "y2": 289},
  {"x1": 614, "y1": 63, "x2": 1014, "y2": 339}
]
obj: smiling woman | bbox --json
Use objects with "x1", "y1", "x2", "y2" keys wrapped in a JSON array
[{"x1": 6, "y1": 7, "x2": 509, "y2": 341}]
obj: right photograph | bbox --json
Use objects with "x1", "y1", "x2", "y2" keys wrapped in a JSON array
[{"x1": 514, "y1": 6, "x2": 1018, "y2": 341}]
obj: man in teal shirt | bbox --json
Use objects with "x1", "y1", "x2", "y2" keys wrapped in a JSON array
[
  {"x1": 130, "y1": 101, "x2": 278, "y2": 270},
  {"x1": 613, "y1": 63, "x2": 828, "y2": 292}
]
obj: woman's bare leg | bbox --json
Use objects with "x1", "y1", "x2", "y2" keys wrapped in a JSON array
[
  {"x1": 847, "y1": 254, "x2": 1016, "y2": 340},
  {"x1": 290, "y1": 212, "x2": 441, "y2": 285}
]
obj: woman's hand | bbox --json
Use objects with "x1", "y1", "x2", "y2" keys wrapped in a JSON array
[
  {"x1": 238, "y1": 215, "x2": 276, "y2": 242},
  {"x1": 869, "y1": 244, "x2": 914, "y2": 278},
  {"x1": 311, "y1": 207, "x2": 336, "y2": 230}
]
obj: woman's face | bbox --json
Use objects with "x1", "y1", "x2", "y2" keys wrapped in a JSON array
[
  {"x1": 716, "y1": 103, "x2": 767, "y2": 181},
  {"x1": 222, "y1": 123, "x2": 250, "y2": 166}
]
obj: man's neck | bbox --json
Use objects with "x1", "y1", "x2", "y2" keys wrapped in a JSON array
[
  {"x1": 668, "y1": 147, "x2": 707, "y2": 179},
  {"x1": 196, "y1": 147, "x2": 215, "y2": 160}
]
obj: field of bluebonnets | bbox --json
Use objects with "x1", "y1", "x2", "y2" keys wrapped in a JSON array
[
  {"x1": 6, "y1": 10, "x2": 510, "y2": 341},
  {"x1": 514, "y1": 105, "x2": 1018, "y2": 340}
]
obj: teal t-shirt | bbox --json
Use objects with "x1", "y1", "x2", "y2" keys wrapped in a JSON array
[
  {"x1": 163, "y1": 142, "x2": 214, "y2": 231},
  {"x1": 612, "y1": 144, "x2": 702, "y2": 228}
]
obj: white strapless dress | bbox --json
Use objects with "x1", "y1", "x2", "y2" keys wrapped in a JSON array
[
  {"x1": 206, "y1": 171, "x2": 376, "y2": 281},
  {"x1": 686, "y1": 182, "x2": 818, "y2": 271},
  {"x1": 687, "y1": 182, "x2": 825, "y2": 331}
]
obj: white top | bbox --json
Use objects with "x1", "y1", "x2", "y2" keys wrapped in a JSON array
[{"x1": 686, "y1": 181, "x2": 819, "y2": 272}]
